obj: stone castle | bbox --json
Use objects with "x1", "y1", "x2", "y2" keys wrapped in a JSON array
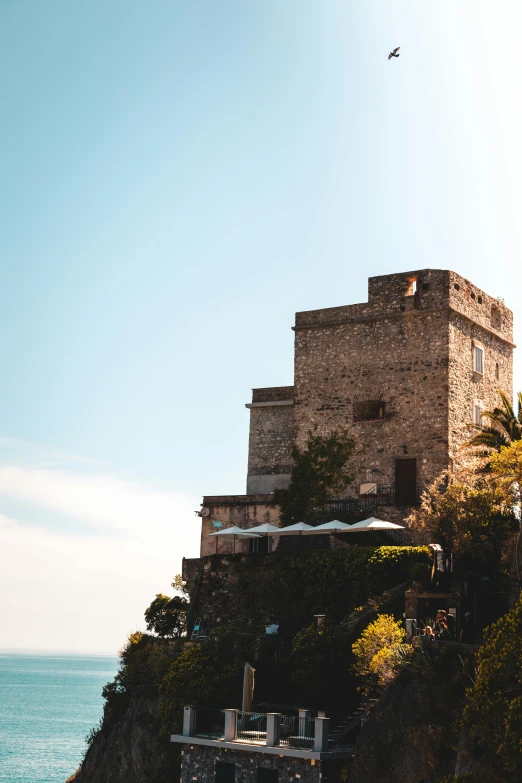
[{"x1": 198, "y1": 269, "x2": 513, "y2": 556}]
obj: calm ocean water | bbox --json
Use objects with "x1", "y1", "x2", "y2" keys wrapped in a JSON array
[{"x1": 0, "y1": 652, "x2": 118, "y2": 783}]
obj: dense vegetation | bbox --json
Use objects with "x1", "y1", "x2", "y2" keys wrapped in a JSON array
[
  {"x1": 272, "y1": 429, "x2": 355, "y2": 525},
  {"x1": 80, "y1": 403, "x2": 522, "y2": 783},
  {"x1": 462, "y1": 595, "x2": 522, "y2": 781}
]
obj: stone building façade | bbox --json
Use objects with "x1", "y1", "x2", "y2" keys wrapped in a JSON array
[
  {"x1": 178, "y1": 742, "x2": 345, "y2": 783},
  {"x1": 198, "y1": 269, "x2": 513, "y2": 556}
]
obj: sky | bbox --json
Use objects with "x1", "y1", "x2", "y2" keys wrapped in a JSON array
[{"x1": 1, "y1": 1, "x2": 522, "y2": 652}]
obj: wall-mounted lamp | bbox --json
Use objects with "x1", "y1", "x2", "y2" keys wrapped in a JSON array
[{"x1": 402, "y1": 444, "x2": 408, "y2": 455}]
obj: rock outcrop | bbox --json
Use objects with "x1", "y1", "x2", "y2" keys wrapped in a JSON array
[{"x1": 66, "y1": 692, "x2": 177, "y2": 783}]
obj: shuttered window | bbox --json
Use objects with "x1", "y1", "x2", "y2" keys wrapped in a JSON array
[
  {"x1": 473, "y1": 345, "x2": 484, "y2": 374},
  {"x1": 473, "y1": 403, "x2": 483, "y2": 426}
]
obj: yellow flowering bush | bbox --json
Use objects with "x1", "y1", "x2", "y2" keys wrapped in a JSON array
[{"x1": 352, "y1": 614, "x2": 407, "y2": 693}]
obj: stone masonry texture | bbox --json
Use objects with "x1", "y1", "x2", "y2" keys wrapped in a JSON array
[
  {"x1": 180, "y1": 743, "x2": 341, "y2": 783},
  {"x1": 292, "y1": 269, "x2": 513, "y2": 491}
]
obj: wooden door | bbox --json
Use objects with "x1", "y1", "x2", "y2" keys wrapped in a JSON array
[{"x1": 395, "y1": 458, "x2": 417, "y2": 506}]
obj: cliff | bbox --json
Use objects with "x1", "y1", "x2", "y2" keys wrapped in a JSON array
[
  {"x1": 67, "y1": 635, "x2": 181, "y2": 783},
  {"x1": 66, "y1": 692, "x2": 172, "y2": 783}
]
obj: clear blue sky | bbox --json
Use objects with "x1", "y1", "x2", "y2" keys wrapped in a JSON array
[{"x1": 1, "y1": 1, "x2": 521, "y2": 651}]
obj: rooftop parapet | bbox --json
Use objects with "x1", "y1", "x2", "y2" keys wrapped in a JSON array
[{"x1": 294, "y1": 269, "x2": 513, "y2": 344}]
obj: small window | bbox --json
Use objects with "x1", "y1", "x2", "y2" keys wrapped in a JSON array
[
  {"x1": 353, "y1": 400, "x2": 386, "y2": 422},
  {"x1": 454, "y1": 283, "x2": 460, "y2": 291},
  {"x1": 473, "y1": 402, "x2": 484, "y2": 426},
  {"x1": 406, "y1": 278, "x2": 417, "y2": 295},
  {"x1": 495, "y1": 362, "x2": 500, "y2": 380},
  {"x1": 471, "y1": 291, "x2": 476, "y2": 299},
  {"x1": 478, "y1": 296, "x2": 483, "y2": 304},
  {"x1": 257, "y1": 769, "x2": 278, "y2": 783},
  {"x1": 473, "y1": 345, "x2": 484, "y2": 375},
  {"x1": 216, "y1": 761, "x2": 235, "y2": 783}
]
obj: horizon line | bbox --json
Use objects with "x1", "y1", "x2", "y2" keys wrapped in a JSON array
[{"x1": 0, "y1": 646, "x2": 119, "y2": 656}]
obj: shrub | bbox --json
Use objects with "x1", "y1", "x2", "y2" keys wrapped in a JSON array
[
  {"x1": 352, "y1": 614, "x2": 407, "y2": 694},
  {"x1": 408, "y1": 469, "x2": 517, "y2": 576},
  {"x1": 462, "y1": 595, "x2": 522, "y2": 779}
]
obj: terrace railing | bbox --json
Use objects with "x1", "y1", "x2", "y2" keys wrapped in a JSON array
[
  {"x1": 182, "y1": 707, "x2": 352, "y2": 754},
  {"x1": 307, "y1": 484, "x2": 423, "y2": 525},
  {"x1": 279, "y1": 715, "x2": 314, "y2": 749},
  {"x1": 194, "y1": 707, "x2": 225, "y2": 740},
  {"x1": 236, "y1": 711, "x2": 267, "y2": 743}
]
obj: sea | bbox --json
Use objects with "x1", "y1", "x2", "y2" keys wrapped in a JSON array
[{"x1": 0, "y1": 652, "x2": 119, "y2": 783}]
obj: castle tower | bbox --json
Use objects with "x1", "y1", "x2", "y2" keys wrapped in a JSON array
[
  {"x1": 247, "y1": 269, "x2": 513, "y2": 503},
  {"x1": 197, "y1": 269, "x2": 513, "y2": 557}
]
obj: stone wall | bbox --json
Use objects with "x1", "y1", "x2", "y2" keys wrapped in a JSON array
[
  {"x1": 180, "y1": 743, "x2": 341, "y2": 783},
  {"x1": 292, "y1": 269, "x2": 514, "y2": 494},
  {"x1": 448, "y1": 311, "x2": 513, "y2": 462},
  {"x1": 246, "y1": 387, "x2": 294, "y2": 495},
  {"x1": 293, "y1": 304, "x2": 451, "y2": 491},
  {"x1": 199, "y1": 496, "x2": 280, "y2": 557}
]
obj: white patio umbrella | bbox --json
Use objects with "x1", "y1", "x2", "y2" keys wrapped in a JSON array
[
  {"x1": 306, "y1": 519, "x2": 353, "y2": 548},
  {"x1": 270, "y1": 522, "x2": 315, "y2": 535},
  {"x1": 347, "y1": 517, "x2": 405, "y2": 531},
  {"x1": 208, "y1": 525, "x2": 261, "y2": 553},
  {"x1": 308, "y1": 520, "x2": 352, "y2": 533},
  {"x1": 270, "y1": 521, "x2": 315, "y2": 550},
  {"x1": 244, "y1": 523, "x2": 282, "y2": 552}
]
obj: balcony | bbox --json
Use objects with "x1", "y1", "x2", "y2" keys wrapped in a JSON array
[
  {"x1": 171, "y1": 706, "x2": 355, "y2": 761},
  {"x1": 306, "y1": 484, "x2": 423, "y2": 525}
]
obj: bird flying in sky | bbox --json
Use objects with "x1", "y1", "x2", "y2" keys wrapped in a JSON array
[{"x1": 388, "y1": 47, "x2": 400, "y2": 60}]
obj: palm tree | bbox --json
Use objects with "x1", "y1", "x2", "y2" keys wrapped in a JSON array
[{"x1": 467, "y1": 390, "x2": 522, "y2": 452}]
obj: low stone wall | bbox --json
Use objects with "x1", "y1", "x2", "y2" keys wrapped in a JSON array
[{"x1": 180, "y1": 743, "x2": 343, "y2": 782}]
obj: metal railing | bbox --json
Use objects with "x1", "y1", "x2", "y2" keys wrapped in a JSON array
[
  {"x1": 307, "y1": 484, "x2": 423, "y2": 525},
  {"x1": 236, "y1": 711, "x2": 267, "y2": 743},
  {"x1": 279, "y1": 715, "x2": 314, "y2": 749},
  {"x1": 328, "y1": 715, "x2": 360, "y2": 751},
  {"x1": 194, "y1": 708, "x2": 225, "y2": 740},
  {"x1": 366, "y1": 483, "x2": 423, "y2": 508}
]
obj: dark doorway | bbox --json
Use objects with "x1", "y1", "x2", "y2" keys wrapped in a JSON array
[
  {"x1": 215, "y1": 761, "x2": 235, "y2": 782},
  {"x1": 395, "y1": 458, "x2": 417, "y2": 505},
  {"x1": 257, "y1": 769, "x2": 279, "y2": 783}
]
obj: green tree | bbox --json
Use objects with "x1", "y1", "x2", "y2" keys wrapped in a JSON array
[
  {"x1": 467, "y1": 390, "x2": 522, "y2": 453},
  {"x1": 490, "y1": 440, "x2": 522, "y2": 501},
  {"x1": 408, "y1": 469, "x2": 517, "y2": 575},
  {"x1": 462, "y1": 596, "x2": 522, "y2": 780},
  {"x1": 352, "y1": 614, "x2": 407, "y2": 694},
  {"x1": 144, "y1": 594, "x2": 188, "y2": 639},
  {"x1": 273, "y1": 430, "x2": 355, "y2": 526}
]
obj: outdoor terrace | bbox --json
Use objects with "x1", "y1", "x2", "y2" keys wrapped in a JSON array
[{"x1": 171, "y1": 706, "x2": 357, "y2": 761}]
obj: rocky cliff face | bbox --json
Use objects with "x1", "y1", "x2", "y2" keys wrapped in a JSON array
[
  {"x1": 66, "y1": 691, "x2": 175, "y2": 783},
  {"x1": 349, "y1": 673, "x2": 462, "y2": 783}
]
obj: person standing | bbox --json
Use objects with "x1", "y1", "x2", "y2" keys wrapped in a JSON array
[{"x1": 460, "y1": 612, "x2": 475, "y2": 644}]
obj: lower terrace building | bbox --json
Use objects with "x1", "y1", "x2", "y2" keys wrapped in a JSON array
[
  {"x1": 172, "y1": 705, "x2": 354, "y2": 783},
  {"x1": 197, "y1": 269, "x2": 513, "y2": 557}
]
